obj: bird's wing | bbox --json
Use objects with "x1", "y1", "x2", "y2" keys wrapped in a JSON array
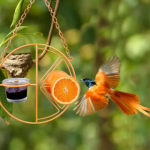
[
  {"x1": 96, "y1": 55, "x2": 121, "y2": 88},
  {"x1": 74, "y1": 91, "x2": 108, "y2": 116}
]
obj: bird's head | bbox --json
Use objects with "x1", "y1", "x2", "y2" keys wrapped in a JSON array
[{"x1": 81, "y1": 78, "x2": 96, "y2": 88}]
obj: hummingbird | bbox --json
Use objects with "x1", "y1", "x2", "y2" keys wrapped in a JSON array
[{"x1": 74, "y1": 56, "x2": 150, "y2": 117}]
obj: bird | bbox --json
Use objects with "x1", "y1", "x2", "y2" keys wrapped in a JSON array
[{"x1": 74, "y1": 56, "x2": 150, "y2": 117}]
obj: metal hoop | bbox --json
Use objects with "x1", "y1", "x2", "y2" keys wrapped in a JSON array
[{"x1": 0, "y1": 43, "x2": 77, "y2": 124}]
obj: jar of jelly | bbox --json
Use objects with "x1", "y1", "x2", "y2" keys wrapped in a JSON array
[{"x1": 2, "y1": 78, "x2": 30, "y2": 103}]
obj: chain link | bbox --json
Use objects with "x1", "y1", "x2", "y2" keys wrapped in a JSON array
[
  {"x1": 43, "y1": 0, "x2": 73, "y2": 61},
  {"x1": 0, "y1": 0, "x2": 35, "y2": 62}
]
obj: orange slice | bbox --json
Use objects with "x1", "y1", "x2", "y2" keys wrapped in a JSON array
[{"x1": 45, "y1": 71, "x2": 80, "y2": 104}]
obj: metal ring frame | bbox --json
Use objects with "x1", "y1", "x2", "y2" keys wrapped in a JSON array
[{"x1": 0, "y1": 43, "x2": 76, "y2": 124}]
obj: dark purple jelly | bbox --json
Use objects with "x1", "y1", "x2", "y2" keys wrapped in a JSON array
[{"x1": 6, "y1": 86, "x2": 27, "y2": 100}]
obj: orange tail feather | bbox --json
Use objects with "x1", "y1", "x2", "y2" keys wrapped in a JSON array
[{"x1": 109, "y1": 89, "x2": 150, "y2": 117}]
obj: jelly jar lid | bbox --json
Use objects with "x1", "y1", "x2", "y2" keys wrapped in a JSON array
[{"x1": 2, "y1": 78, "x2": 30, "y2": 86}]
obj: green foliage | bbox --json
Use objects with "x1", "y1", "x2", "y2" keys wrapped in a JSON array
[
  {"x1": 10, "y1": 0, "x2": 24, "y2": 29},
  {"x1": 0, "y1": 26, "x2": 28, "y2": 47},
  {"x1": 0, "y1": 26, "x2": 43, "y2": 48},
  {"x1": 0, "y1": 69, "x2": 13, "y2": 124}
]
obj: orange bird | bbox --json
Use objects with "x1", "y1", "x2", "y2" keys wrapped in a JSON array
[{"x1": 74, "y1": 56, "x2": 150, "y2": 117}]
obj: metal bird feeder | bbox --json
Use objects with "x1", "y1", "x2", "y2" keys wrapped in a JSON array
[{"x1": 0, "y1": 0, "x2": 80, "y2": 124}]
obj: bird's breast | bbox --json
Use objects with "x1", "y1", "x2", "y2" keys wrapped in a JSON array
[{"x1": 86, "y1": 84, "x2": 109, "y2": 100}]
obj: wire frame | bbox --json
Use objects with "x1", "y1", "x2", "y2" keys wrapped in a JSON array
[{"x1": 0, "y1": 43, "x2": 76, "y2": 124}]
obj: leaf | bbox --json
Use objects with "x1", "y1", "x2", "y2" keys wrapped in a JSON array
[
  {"x1": 0, "y1": 32, "x2": 43, "y2": 48},
  {"x1": 0, "y1": 34, "x2": 24, "y2": 48},
  {"x1": 0, "y1": 26, "x2": 28, "y2": 48},
  {"x1": 10, "y1": 0, "x2": 25, "y2": 29},
  {"x1": 0, "y1": 69, "x2": 13, "y2": 125},
  {"x1": 32, "y1": 32, "x2": 43, "y2": 36},
  {"x1": 20, "y1": 32, "x2": 43, "y2": 36},
  {"x1": 1, "y1": 69, "x2": 8, "y2": 78}
]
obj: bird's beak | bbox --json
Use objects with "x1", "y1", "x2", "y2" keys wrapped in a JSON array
[{"x1": 80, "y1": 79, "x2": 83, "y2": 82}]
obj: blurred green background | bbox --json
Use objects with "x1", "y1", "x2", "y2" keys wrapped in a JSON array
[{"x1": 0, "y1": 0, "x2": 150, "y2": 150}]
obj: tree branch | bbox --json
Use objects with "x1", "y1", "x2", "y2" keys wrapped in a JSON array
[{"x1": 33, "y1": 0, "x2": 61, "y2": 63}]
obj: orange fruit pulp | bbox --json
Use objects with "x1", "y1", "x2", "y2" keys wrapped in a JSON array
[{"x1": 45, "y1": 71, "x2": 80, "y2": 104}]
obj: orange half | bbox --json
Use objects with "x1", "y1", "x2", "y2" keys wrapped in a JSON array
[{"x1": 45, "y1": 71, "x2": 80, "y2": 104}]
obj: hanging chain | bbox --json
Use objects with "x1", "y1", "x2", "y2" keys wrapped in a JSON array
[
  {"x1": 44, "y1": 0, "x2": 73, "y2": 61},
  {"x1": 0, "y1": 0, "x2": 73, "y2": 62},
  {"x1": 0, "y1": 0, "x2": 35, "y2": 62}
]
